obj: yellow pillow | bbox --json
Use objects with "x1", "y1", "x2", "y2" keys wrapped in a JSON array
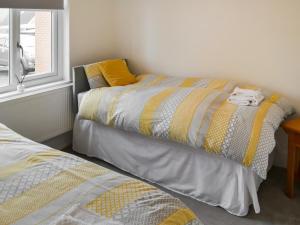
[{"x1": 98, "y1": 59, "x2": 137, "y2": 86}]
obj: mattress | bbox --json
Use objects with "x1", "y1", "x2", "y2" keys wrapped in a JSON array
[
  {"x1": 0, "y1": 123, "x2": 203, "y2": 225},
  {"x1": 73, "y1": 106, "x2": 276, "y2": 216}
]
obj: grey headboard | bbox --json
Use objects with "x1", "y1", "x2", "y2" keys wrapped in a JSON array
[{"x1": 72, "y1": 66, "x2": 90, "y2": 113}]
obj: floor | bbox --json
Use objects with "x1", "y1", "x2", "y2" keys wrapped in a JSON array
[{"x1": 70, "y1": 150, "x2": 300, "y2": 225}]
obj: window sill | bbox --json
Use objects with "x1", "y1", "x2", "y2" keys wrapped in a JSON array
[{"x1": 0, "y1": 81, "x2": 73, "y2": 104}]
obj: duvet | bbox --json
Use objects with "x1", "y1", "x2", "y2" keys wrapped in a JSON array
[
  {"x1": 79, "y1": 74, "x2": 293, "y2": 179},
  {"x1": 0, "y1": 123, "x2": 203, "y2": 225}
]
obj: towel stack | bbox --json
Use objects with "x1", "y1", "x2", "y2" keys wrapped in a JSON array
[{"x1": 228, "y1": 87, "x2": 265, "y2": 106}]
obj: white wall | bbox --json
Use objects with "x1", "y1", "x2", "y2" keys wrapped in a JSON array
[
  {"x1": 69, "y1": 0, "x2": 116, "y2": 67},
  {"x1": 0, "y1": 87, "x2": 73, "y2": 143},
  {"x1": 112, "y1": 0, "x2": 300, "y2": 114}
]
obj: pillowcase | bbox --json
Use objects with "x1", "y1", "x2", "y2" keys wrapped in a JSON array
[
  {"x1": 98, "y1": 59, "x2": 137, "y2": 86},
  {"x1": 84, "y1": 62, "x2": 109, "y2": 89}
]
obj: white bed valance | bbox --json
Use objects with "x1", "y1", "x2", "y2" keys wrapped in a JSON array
[{"x1": 0, "y1": 0, "x2": 64, "y2": 9}]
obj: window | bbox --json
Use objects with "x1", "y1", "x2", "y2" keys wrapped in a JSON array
[
  {"x1": 0, "y1": 9, "x2": 62, "y2": 93},
  {"x1": 0, "y1": 8, "x2": 9, "y2": 88}
]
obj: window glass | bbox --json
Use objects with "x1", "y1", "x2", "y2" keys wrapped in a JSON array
[
  {"x1": 0, "y1": 9, "x2": 60, "y2": 94},
  {"x1": 0, "y1": 9, "x2": 9, "y2": 87},
  {"x1": 20, "y1": 11, "x2": 52, "y2": 76}
]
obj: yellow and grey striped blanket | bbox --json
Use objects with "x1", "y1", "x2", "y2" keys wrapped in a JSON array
[
  {"x1": 79, "y1": 74, "x2": 293, "y2": 179},
  {"x1": 0, "y1": 123, "x2": 203, "y2": 225}
]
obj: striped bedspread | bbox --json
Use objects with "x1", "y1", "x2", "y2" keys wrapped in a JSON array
[
  {"x1": 0, "y1": 123, "x2": 203, "y2": 225},
  {"x1": 79, "y1": 74, "x2": 293, "y2": 179}
]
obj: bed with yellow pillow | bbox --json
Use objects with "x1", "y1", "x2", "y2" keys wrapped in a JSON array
[
  {"x1": 72, "y1": 59, "x2": 293, "y2": 216},
  {"x1": 0, "y1": 123, "x2": 203, "y2": 225}
]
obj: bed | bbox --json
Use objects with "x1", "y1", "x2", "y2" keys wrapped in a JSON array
[
  {"x1": 0, "y1": 123, "x2": 203, "y2": 225},
  {"x1": 72, "y1": 66, "x2": 293, "y2": 216}
]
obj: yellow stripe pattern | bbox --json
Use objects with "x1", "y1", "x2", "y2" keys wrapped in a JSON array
[
  {"x1": 169, "y1": 88, "x2": 214, "y2": 143},
  {"x1": 207, "y1": 79, "x2": 229, "y2": 90},
  {"x1": 107, "y1": 89, "x2": 134, "y2": 126},
  {"x1": 243, "y1": 94, "x2": 280, "y2": 166},
  {"x1": 0, "y1": 163, "x2": 108, "y2": 225},
  {"x1": 180, "y1": 78, "x2": 201, "y2": 87},
  {"x1": 148, "y1": 75, "x2": 167, "y2": 86},
  {"x1": 84, "y1": 63, "x2": 101, "y2": 78},
  {"x1": 140, "y1": 77, "x2": 206, "y2": 137},
  {"x1": 86, "y1": 181, "x2": 156, "y2": 218},
  {"x1": 203, "y1": 101, "x2": 238, "y2": 153},
  {"x1": 140, "y1": 88, "x2": 177, "y2": 136},
  {"x1": 79, "y1": 88, "x2": 103, "y2": 121},
  {"x1": 0, "y1": 150, "x2": 63, "y2": 178},
  {"x1": 107, "y1": 75, "x2": 167, "y2": 126},
  {"x1": 159, "y1": 208, "x2": 197, "y2": 225}
]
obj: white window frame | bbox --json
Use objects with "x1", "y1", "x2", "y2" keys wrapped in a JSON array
[{"x1": 0, "y1": 8, "x2": 63, "y2": 94}]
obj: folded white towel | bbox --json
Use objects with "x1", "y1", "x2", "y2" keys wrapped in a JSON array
[
  {"x1": 228, "y1": 97, "x2": 265, "y2": 106},
  {"x1": 231, "y1": 87, "x2": 262, "y2": 98},
  {"x1": 228, "y1": 87, "x2": 265, "y2": 106}
]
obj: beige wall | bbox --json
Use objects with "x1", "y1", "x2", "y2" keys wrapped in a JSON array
[
  {"x1": 112, "y1": 0, "x2": 300, "y2": 114},
  {"x1": 69, "y1": 0, "x2": 116, "y2": 67},
  {"x1": 69, "y1": 0, "x2": 300, "y2": 112}
]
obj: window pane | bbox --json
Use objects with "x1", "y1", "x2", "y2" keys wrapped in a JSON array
[
  {"x1": 0, "y1": 9, "x2": 9, "y2": 87},
  {"x1": 20, "y1": 11, "x2": 52, "y2": 76}
]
